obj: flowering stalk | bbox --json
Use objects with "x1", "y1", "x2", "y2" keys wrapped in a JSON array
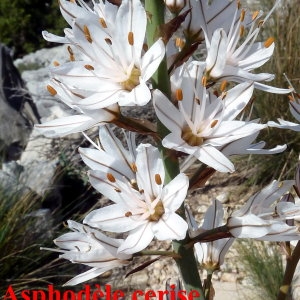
[{"x1": 145, "y1": 0, "x2": 204, "y2": 297}]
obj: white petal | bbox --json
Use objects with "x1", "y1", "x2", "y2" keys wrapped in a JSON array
[
  {"x1": 222, "y1": 82, "x2": 254, "y2": 120},
  {"x1": 79, "y1": 147, "x2": 134, "y2": 181},
  {"x1": 141, "y1": 38, "x2": 165, "y2": 81},
  {"x1": 257, "y1": 222, "x2": 300, "y2": 241},
  {"x1": 118, "y1": 79, "x2": 151, "y2": 106},
  {"x1": 153, "y1": 213, "x2": 188, "y2": 240},
  {"x1": 34, "y1": 115, "x2": 99, "y2": 137},
  {"x1": 136, "y1": 144, "x2": 164, "y2": 198},
  {"x1": 239, "y1": 43, "x2": 274, "y2": 70},
  {"x1": 161, "y1": 173, "x2": 189, "y2": 211},
  {"x1": 118, "y1": 223, "x2": 154, "y2": 254},
  {"x1": 114, "y1": 0, "x2": 146, "y2": 66},
  {"x1": 206, "y1": 29, "x2": 227, "y2": 77},
  {"x1": 253, "y1": 82, "x2": 294, "y2": 94},
  {"x1": 153, "y1": 89, "x2": 185, "y2": 132},
  {"x1": 83, "y1": 204, "x2": 140, "y2": 232},
  {"x1": 233, "y1": 180, "x2": 294, "y2": 218},
  {"x1": 276, "y1": 202, "x2": 300, "y2": 220},
  {"x1": 290, "y1": 101, "x2": 300, "y2": 122},
  {"x1": 268, "y1": 119, "x2": 300, "y2": 132},
  {"x1": 202, "y1": 199, "x2": 224, "y2": 230},
  {"x1": 42, "y1": 31, "x2": 69, "y2": 43},
  {"x1": 63, "y1": 267, "x2": 110, "y2": 286},
  {"x1": 227, "y1": 214, "x2": 270, "y2": 238},
  {"x1": 194, "y1": 146, "x2": 235, "y2": 173},
  {"x1": 88, "y1": 170, "x2": 128, "y2": 204}
]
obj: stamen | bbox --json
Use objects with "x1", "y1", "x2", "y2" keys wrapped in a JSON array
[
  {"x1": 176, "y1": 89, "x2": 183, "y2": 101},
  {"x1": 237, "y1": 0, "x2": 241, "y2": 10},
  {"x1": 130, "y1": 179, "x2": 138, "y2": 190},
  {"x1": 71, "y1": 91, "x2": 85, "y2": 99},
  {"x1": 139, "y1": 189, "x2": 144, "y2": 194},
  {"x1": 201, "y1": 76, "x2": 207, "y2": 87},
  {"x1": 143, "y1": 43, "x2": 148, "y2": 52},
  {"x1": 210, "y1": 120, "x2": 218, "y2": 128},
  {"x1": 47, "y1": 85, "x2": 57, "y2": 96},
  {"x1": 264, "y1": 37, "x2": 274, "y2": 48},
  {"x1": 84, "y1": 64, "x2": 94, "y2": 71},
  {"x1": 239, "y1": 25, "x2": 245, "y2": 37},
  {"x1": 105, "y1": 38, "x2": 112, "y2": 45},
  {"x1": 258, "y1": 20, "x2": 264, "y2": 27},
  {"x1": 155, "y1": 174, "x2": 162, "y2": 185},
  {"x1": 53, "y1": 61, "x2": 60, "y2": 66},
  {"x1": 107, "y1": 173, "x2": 116, "y2": 183},
  {"x1": 128, "y1": 32, "x2": 134, "y2": 45},
  {"x1": 125, "y1": 212, "x2": 132, "y2": 217},
  {"x1": 114, "y1": 188, "x2": 121, "y2": 193},
  {"x1": 240, "y1": 9, "x2": 246, "y2": 22},
  {"x1": 213, "y1": 91, "x2": 219, "y2": 97},
  {"x1": 195, "y1": 97, "x2": 200, "y2": 105},
  {"x1": 130, "y1": 163, "x2": 137, "y2": 172},
  {"x1": 221, "y1": 91, "x2": 227, "y2": 100},
  {"x1": 120, "y1": 66, "x2": 141, "y2": 91},
  {"x1": 83, "y1": 25, "x2": 93, "y2": 43},
  {"x1": 182, "y1": 128, "x2": 204, "y2": 147},
  {"x1": 99, "y1": 18, "x2": 107, "y2": 28},
  {"x1": 220, "y1": 80, "x2": 227, "y2": 92},
  {"x1": 288, "y1": 95, "x2": 294, "y2": 102},
  {"x1": 252, "y1": 11, "x2": 259, "y2": 20},
  {"x1": 67, "y1": 46, "x2": 75, "y2": 61},
  {"x1": 175, "y1": 37, "x2": 185, "y2": 49},
  {"x1": 148, "y1": 201, "x2": 165, "y2": 222}
]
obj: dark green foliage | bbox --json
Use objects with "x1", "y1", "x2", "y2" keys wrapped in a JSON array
[{"x1": 0, "y1": 0, "x2": 67, "y2": 57}]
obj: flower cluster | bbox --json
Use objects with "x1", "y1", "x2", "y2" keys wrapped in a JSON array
[{"x1": 38, "y1": 0, "x2": 300, "y2": 289}]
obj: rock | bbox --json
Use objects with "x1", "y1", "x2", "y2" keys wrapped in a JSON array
[
  {"x1": 18, "y1": 128, "x2": 59, "y2": 196},
  {"x1": 220, "y1": 272, "x2": 238, "y2": 283},
  {"x1": 0, "y1": 43, "x2": 40, "y2": 155},
  {"x1": 0, "y1": 161, "x2": 24, "y2": 191},
  {"x1": 216, "y1": 192, "x2": 230, "y2": 204},
  {"x1": 24, "y1": 208, "x2": 53, "y2": 241}
]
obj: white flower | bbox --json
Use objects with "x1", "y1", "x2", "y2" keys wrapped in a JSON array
[
  {"x1": 183, "y1": 0, "x2": 243, "y2": 41},
  {"x1": 164, "y1": 0, "x2": 186, "y2": 14},
  {"x1": 79, "y1": 125, "x2": 137, "y2": 182},
  {"x1": 44, "y1": 220, "x2": 131, "y2": 286},
  {"x1": 268, "y1": 93, "x2": 300, "y2": 132},
  {"x1": 83, "y1": 144, "x2": 189, "y2": 254},
  {"x1": 227, "y1": 180, "x2": 300, "y2": 241},
  {"x1": 43, "y1": 0, "x2": 165, "y2": 108},
  {"x1": 220, "y1": 127, "x2": 287, "y2": 156},
  {"x1": 35, "y1": 80, "x2": 120, "y2": 137},
  {"x1": 186, "y1": 201, "x2": 234, "y2": 272},
  {"x1": 36, "y1": 0, "x2": 166, "y2": 137},
  {"x1": 153, "y1": 61, "x2": 266, "y2": 173},
  {"x1": 203, "y1": 0, "x2": 291, "y2": 94}
]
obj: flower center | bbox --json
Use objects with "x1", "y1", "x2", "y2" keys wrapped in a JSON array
[
  {"x1": 120, "y1": 66, "x2": 141, "y2": 91},
  {"x1": 148, "y1": 200, "x2": 165, "y2": 222},
  {"x1": 181, "y1": 127, "x2": 204, "y2": 146}
]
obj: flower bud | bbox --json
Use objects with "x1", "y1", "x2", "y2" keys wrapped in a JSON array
[{"x1": 164, "y1": 0, "x2": 186, "y2": 14}]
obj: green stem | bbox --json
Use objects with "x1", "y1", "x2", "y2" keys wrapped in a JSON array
[
  {"x1": 145, "y1": 1, "x2": 204, "y2": 298},
  {"x1": 277, "y1": 240, "x2": 300, "y2": 300}
]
